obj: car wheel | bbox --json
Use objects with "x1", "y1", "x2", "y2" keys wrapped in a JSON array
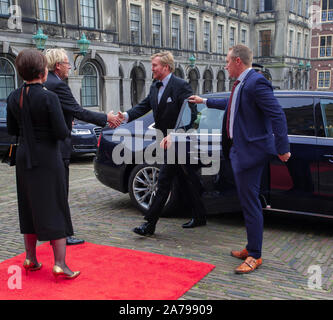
[{"x1": 128, "y1": 164, "x2": 182, "y2": 216}]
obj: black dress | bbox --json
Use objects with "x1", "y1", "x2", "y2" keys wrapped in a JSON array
[{"x1": 6, "y1": 83, "x2": 74, "y2": 241}]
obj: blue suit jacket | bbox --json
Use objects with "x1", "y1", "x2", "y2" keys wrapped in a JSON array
[{"x1": 207, "y1": 69, "x2": 290, "y2": 171}]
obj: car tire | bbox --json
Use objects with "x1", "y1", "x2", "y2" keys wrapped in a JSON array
[{"x1": 128, "y1": 164, "x2": 182, "y2": 217}]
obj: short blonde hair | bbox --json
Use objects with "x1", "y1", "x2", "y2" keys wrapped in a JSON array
[
  {"x1": 44, "y1": 48, "x2": 68, "y2": 71},
  {"x1": 151, "y1": 51, "x2": 175, "y2": 73},
  {"x1": 229, "y1": 44, "x2": 253, "y2": 67}
]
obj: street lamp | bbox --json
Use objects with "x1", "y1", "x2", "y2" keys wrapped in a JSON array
[
  {"x1": 298, "y1": 61, "x2": 304, "y2": 71},
  {"x1": 32, "y1": 28, "x2": 48, "y2": 51},
  {"x1": 189, "y1": 54, "x2": 196, "y2": 68},
  {"x1": 74, "y1": 33, "x2": 91, "y2": 70},
  {"x1": 305, "y1": 62, "x2": 311, "y2": 71}
]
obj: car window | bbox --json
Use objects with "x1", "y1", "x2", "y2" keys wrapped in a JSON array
[
  {"x1": 277, "y1": 97, "x2": 315, "y2": 136},
  {"x1": 0, "y1": 104, "x2": 6, "y2": 119},
  {"x1": 319, "y1": 99, "x2": 333, "y2": 138},
  {"x1": 176, "y1": 100, "x2": 224, "y2": 133}
]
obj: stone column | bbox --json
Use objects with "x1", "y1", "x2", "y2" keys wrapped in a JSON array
[
  {"x1": 67, "y1": 75, "x2": 83, "y2": 104},
  {"x1": 122, "y1": 78, "x2": 132, "y2": 111},
  {"x1": 103, "y1": 76, "x2": 121, "y2": 113}
]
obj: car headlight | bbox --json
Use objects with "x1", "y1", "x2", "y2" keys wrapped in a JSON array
[{"x1": 71, "y1": 128, "x2": 92, "y2": 135}]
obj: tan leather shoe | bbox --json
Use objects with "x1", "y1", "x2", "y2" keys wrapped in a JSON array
[
  {"x1": 235, "y1": 256, "x2": 262, "y2": 274},
  {"x1": 231, "y1": 248, "x2": 249, "y2": 260}
]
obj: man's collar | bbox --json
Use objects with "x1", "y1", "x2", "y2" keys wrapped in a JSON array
[
  {"x1": 237, "y1": 67, "x2": 252, "y2": 82},
  {"x1": 161, "y1": 73, "x2": 172, "y2": 86}
]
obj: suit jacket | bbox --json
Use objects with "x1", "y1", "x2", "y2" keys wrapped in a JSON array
[
  {"x1": 127, "y1": 74, "x2": 193, "y2": 136},
  {"x1": 207, "y1": 69, "x2": 290, "y2": 171},
  {"x1": 44, "y1": 71, "x2": 107, "y2": 159}
]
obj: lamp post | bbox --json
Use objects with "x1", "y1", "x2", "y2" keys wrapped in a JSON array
[
  {"x1": 32, "y1": 28, "x2": 48, "y2": 51},
  {"x1": 74, "y1": 33, "x2": 91, "y2": 71},
  {"x1": 305, "y1": 62, "x2": 311, "y2": 71},
  {"x1": 189, "y1": 54, "x2": 196, "y2": 68}
]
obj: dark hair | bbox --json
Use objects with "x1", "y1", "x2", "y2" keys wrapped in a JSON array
[{"x1": 15, "y1": 49, "x2": 47, "y2": 81}]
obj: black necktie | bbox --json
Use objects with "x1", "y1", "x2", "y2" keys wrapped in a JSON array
[{"x1": 156, "y1": 81, "x2": 163, "y2": 89}]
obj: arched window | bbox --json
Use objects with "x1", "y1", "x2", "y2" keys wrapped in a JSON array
[
  {"x1": 174, "y1": 67, "x2": 184, "y2": 79},
  {"x1": 0, "y1": 58, "x2": 15, "y2": 100},
  {"x1": 81, "y1": 63, "x2": 98, "y2": 107},
  {"x1": 203, "y1": 69, "x2": 213, "y2": 93},
  {"x1": 130, "y1": 65, "x2": 145, "y2": 107},
  {"x1": 217, "y1": 70, "x2": 226, "y2": 92},
  {"x1": 188, "y1": 69, "x2": 199, "y2": 94}
]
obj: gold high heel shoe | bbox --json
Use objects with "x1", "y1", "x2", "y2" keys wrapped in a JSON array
[
  {"x1": 52, "y1": 265, "x2": 80, "y2": 282},
  {"x1": 23, "y1": 259, "x2": 42, "y2": 275}
]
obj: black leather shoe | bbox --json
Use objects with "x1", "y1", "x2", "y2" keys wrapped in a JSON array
[
  {"x1": 133, "y1": 222, "x2": 156, "y2": 236},
  {"x1": 66, "y1": 236, "x2": 85, "y2": 245},
  {"x1": 182, "y1": 218, "x2": 206, "y2": 228}
]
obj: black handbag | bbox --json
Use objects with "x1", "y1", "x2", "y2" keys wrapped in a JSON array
[{"x1": 2, "y1": 141, "x2": 17, "y2": 166}]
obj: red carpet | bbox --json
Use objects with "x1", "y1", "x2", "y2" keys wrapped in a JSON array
[{"x1": 0, "y1": 242, "x2": 215, "y2": 300}]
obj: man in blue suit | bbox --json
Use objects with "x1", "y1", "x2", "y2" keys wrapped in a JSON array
[{"x1": 189, "y1": 44, "x2": 290, "y2": 274}]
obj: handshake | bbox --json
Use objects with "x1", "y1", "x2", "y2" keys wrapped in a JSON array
[{"x1": 106, "y1": 111, "x2": 126, "y2": 129}]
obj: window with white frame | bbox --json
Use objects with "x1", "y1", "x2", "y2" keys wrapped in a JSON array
[
  {"x1": 304, "y1": 34, "x2": 309, "y2": 58},
  {"x1": 0, "y1": 58, "x2": 15, "y2": 100},
  {"x1": 319, "y1": 35, "x2": 332, "y2": 57},
  {"x1": 322, "y1": 0, "x2": 333, "y2": 21},
  {"x1": 81, "y1": 63, "x2": 98, "y2": 107},
  {"x1": 80, "y1": 0, "x2": 97, "y2": 28},
  {"x1": 241, "y1": 29, "x2": 247, "y2": 45},
  {"x1": 189, "y1": 18, "x2": 196, "y2": 51},
  {"x1": 297, "y1": 0, "x2": 302, "y2": 15},
  {"x1": 318, "y1": 71, "x2": 331, "y2": 88},
  {"x1": 152, "y1": 9, "x2": 161, "y2": 47},
  {"x1": 305, "y1": 0, "x2": 309, "y2": 18},
  {"x1": 229, "y1": 0, "x2": 236, "y2": 9},
  {"x1": 204, "y1": 21, "x2": 211, "y2": 52},
  {"x1": 229, "y1": 27, "x2": 235, "y2": 47},
  {"x1": 38, "y1": 0, "x2": 58, "y2": 22},
  {"x1": 130, "y1": 4, "x2": 141, "y2": 45},
  {"x1": 288, "y1": 30, "x2": 294, "y2": 56},
  {"x1": 0, "y1": 0, "x2": 9, "y2": 15},
  {"x1": 240, "y1": 0, "x2": 248, "y2": 11},
  {"x1": 296, "y1": 32, "x2": 301, "y2": 57},
  {"x1": 217, "y1": 24, "x2": 224, "y2": 54},
  {"x1": 171, "y1": 14, "x2": 180, "y2": 49},
  {"x1": 259, "y1": 0, "x2": 273, "y2": 12}
]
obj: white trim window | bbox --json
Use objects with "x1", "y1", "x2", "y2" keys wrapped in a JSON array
[
  {"x1": 318, "y1": 71, "x2": 331, "y2": 88},
  {"x1": 229, "y1": 26, "x2": 235, "y2": 47},
  {"x1": 0, "y1": 58, "x2": 16, "y2": 100},
  {"x1": 203, "y1": 21, "x2": 211, "y2": 52},
  {"x1": 152, "y1": 9, "x2": 162, "y2": 47},
  {"x1": 38, "y1": 0, "x2": 58, "y2": 22},
  {"x1": 188, "y1": 18, "x2": 196, "y2": 51},
  {"x1": 81, "y1": 63, "x2": 98, "y2": 107},
  {"x1": 80, "y1": 0, "x2": 97, "y2": 29},
  {"x1": 322, "y1": 0, "x2": 333, "y2": 22},
  {"x1": 217, "y1": 24, "x2": 224, "y2": 54},
  {"x1": 171, "y1": 14, "x2": 180, "y2": 50},
  {"x1": 130, "y1": 4, "x2": 141, "y2": 45},
  {"x1": 0, "y1": 0, "x2": 10, "y2": 15}
]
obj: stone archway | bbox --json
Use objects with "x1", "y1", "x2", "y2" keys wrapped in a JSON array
[
  {"x1": 203, "y1": 69, "x2": 213, "y2": 93},
  {"x1": 130, "y1": 65, "x2": 146, "y2": 107},
  {"x1": 188, "y1": 68, "x2": 200, "y2": 94},
  {"x1": 217, "y1": 70, "x2": 226, "y2": 92}
]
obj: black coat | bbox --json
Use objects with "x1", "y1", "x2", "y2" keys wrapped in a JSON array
[
  {"x1": 44, "y1": 71, "x2": 107, "y2": 159},
  {"x1": 127, "y1": 74, "x2": 193, "y2": 136}
]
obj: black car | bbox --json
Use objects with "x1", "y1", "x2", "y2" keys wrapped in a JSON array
[
  {"x1": 0, "y1": 101, "x2": 101, "y2": 155},
  {"x1": 94, "y1": 90, "x2": 333, "y2": 218}
]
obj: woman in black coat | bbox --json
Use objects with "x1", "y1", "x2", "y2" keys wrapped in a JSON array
[{"x1": 7, "y1": 49, "x2": 80, "y2": 281}]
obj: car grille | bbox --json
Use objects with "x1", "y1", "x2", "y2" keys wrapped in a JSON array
[{"x1": 93, "y1": 127, "x2": 102, "y2": 139}]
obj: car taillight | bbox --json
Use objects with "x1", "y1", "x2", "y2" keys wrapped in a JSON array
[{"x1": 97, "y1": 133, "x2": 102, "y2": 148}]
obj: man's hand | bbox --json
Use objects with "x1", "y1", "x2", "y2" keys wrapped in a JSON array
[
  {"x1": 107, "y1": 111, "x2": 124, "y2": 128},
  {"x1": 188, "y1": 95, "x2": 204, "y2": 104},
  {"x1": 278, "y1": 152, "x2": 291, "y2": 162},
  {"x1": 160, "y1": 134, "x2": 172, "y2": 150}
]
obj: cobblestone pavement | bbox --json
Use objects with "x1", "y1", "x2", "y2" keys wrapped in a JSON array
[{"x1": 1, "y1": 156, "x2": 333, "y2": 300}]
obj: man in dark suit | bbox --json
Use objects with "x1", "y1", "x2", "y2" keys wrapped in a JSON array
[
  {"x1": 116, "y1": 51, "x2": 207, "y2": 235},
  {"x1": 189, "y1": 44, "x2": 290, "y2": 274},
  {"x1": 44, "y1": 48, "x2": 121, "y2": 245}
]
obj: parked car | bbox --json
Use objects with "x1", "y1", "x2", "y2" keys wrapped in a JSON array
[
  {"x1": 94, "y1": 90, "x2": 333, "y2": 218},
  {"x1": 0, "y1": 101, "x2": 101, "y2": 155}
]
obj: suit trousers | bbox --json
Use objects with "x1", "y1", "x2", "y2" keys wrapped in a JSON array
[
  {"x1": 144, "y1": 163, "x2": 206, "y2": 224},
  {"x1": 230, "y1": 148, "x2": 265, "y2": 259}
]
